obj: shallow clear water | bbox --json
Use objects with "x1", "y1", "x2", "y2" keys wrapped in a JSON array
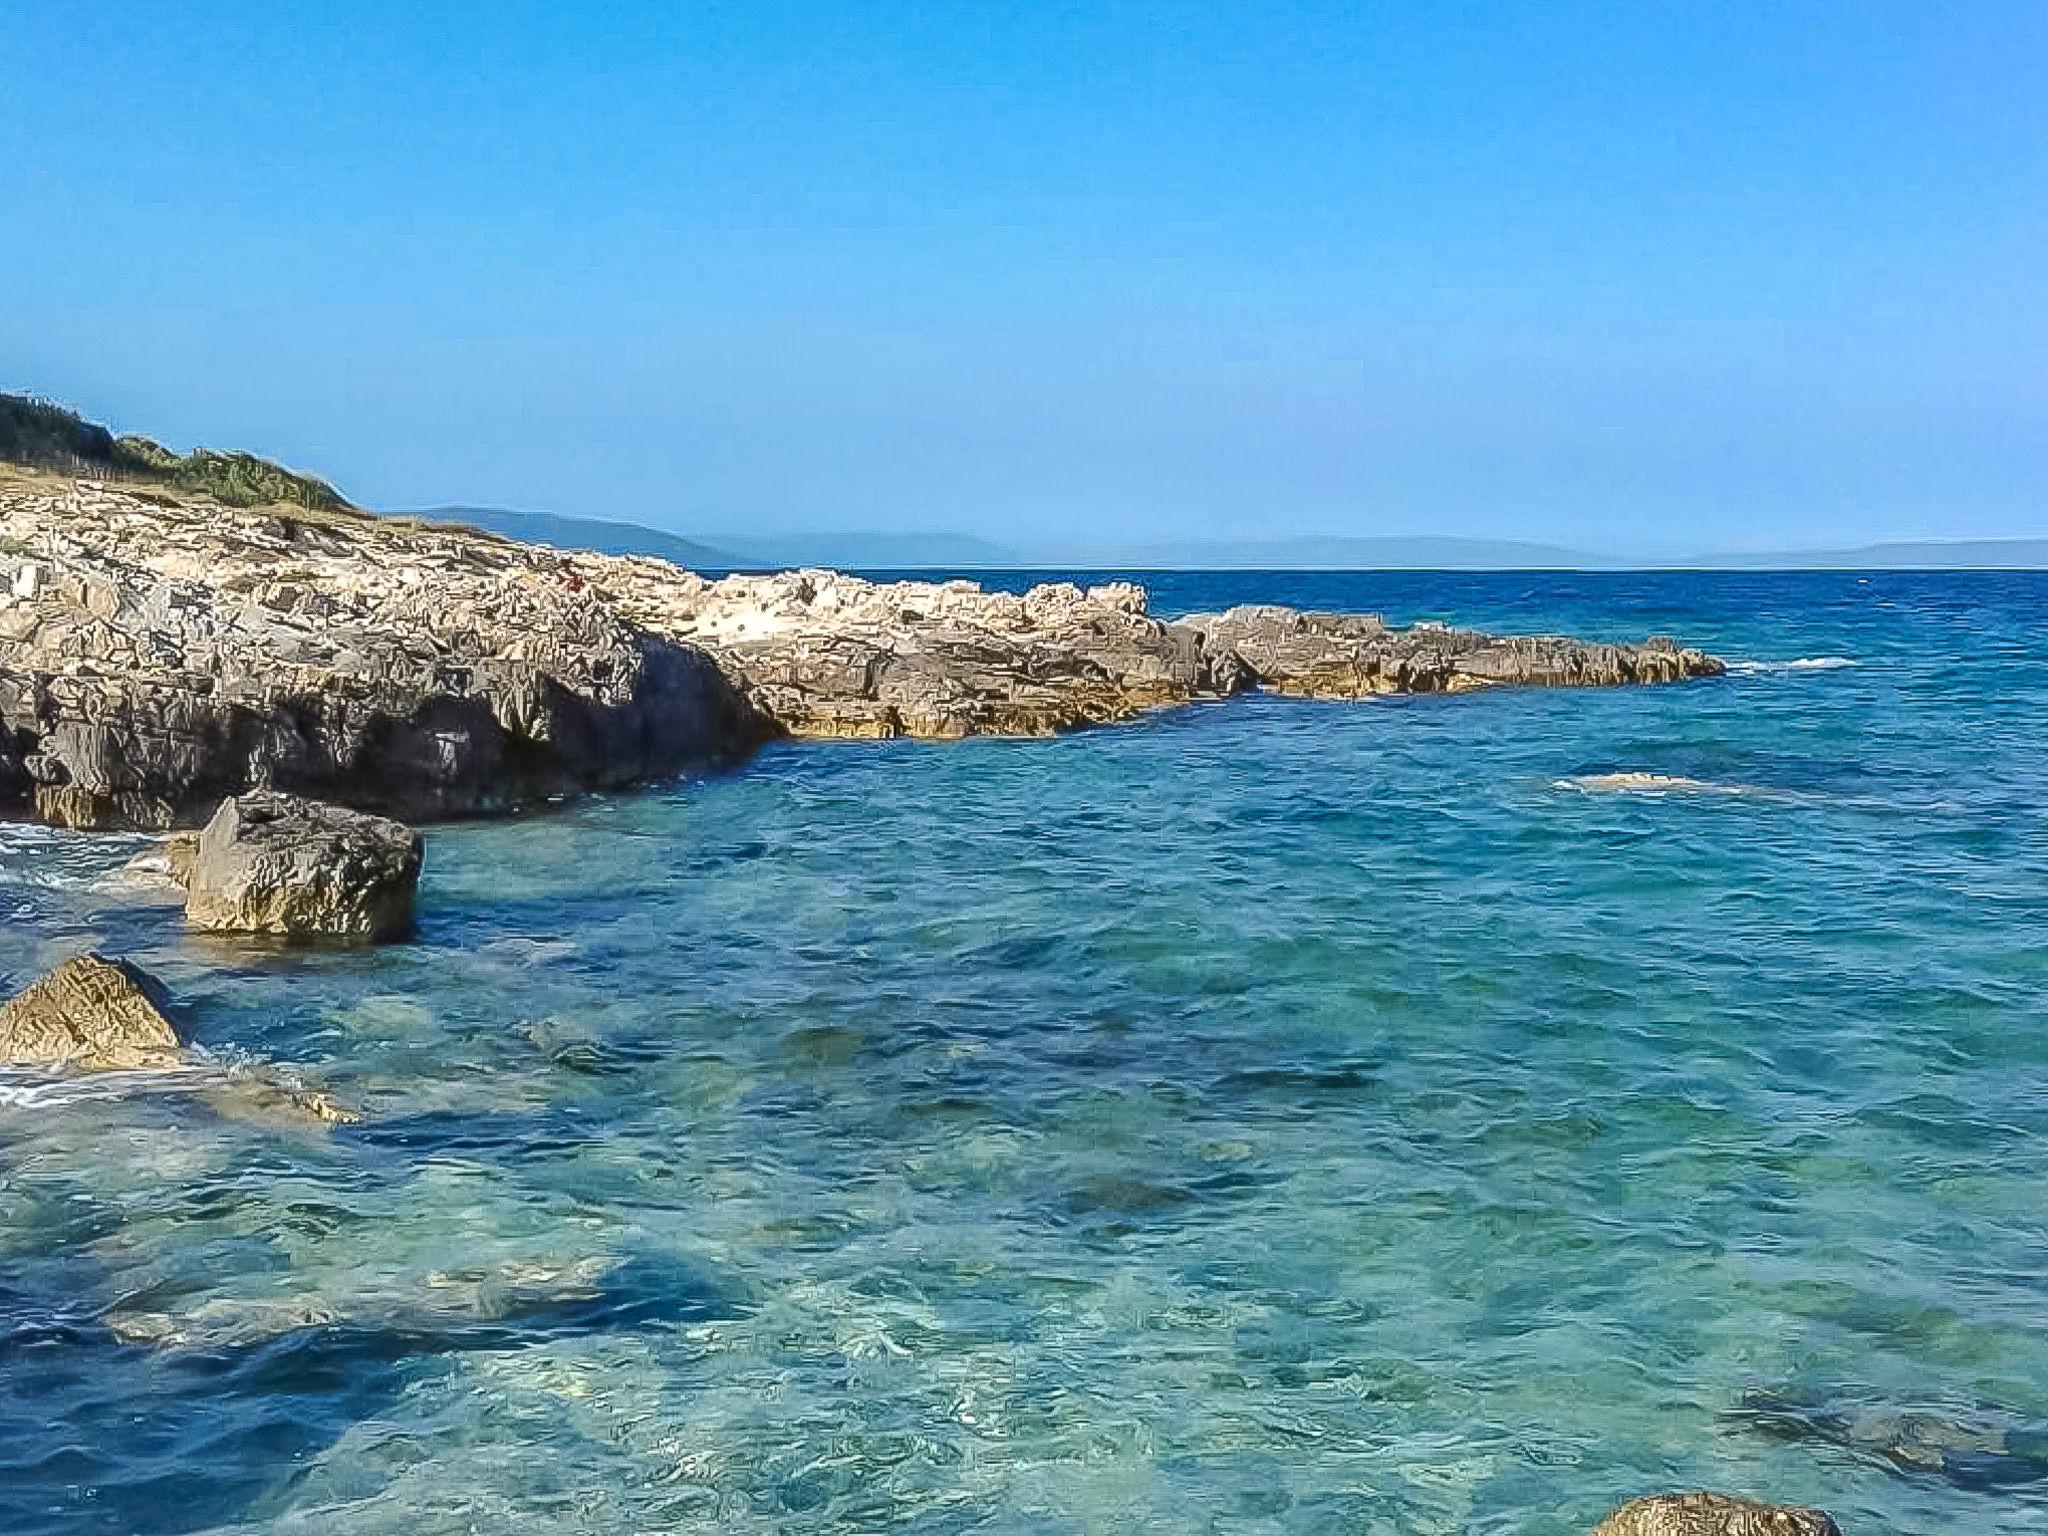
[{"x1": 4, "y1": 571, "x2": 2047, "y2": 1535}]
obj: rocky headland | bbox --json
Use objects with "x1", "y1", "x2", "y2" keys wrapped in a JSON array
[
  {"x1": 0, "y1": 469, "x2": 1722, "y2": 831},
  {"x1": 0, "y1": 437, "x2": 1829, "y2": 1533}
]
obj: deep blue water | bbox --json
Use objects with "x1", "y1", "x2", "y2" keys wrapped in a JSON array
[{"x1": 4, "y1": 571, "x2": 2047, "y2": 1535}]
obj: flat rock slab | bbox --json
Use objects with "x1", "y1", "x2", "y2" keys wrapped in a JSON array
[
  {"x1": 1183, "y1": 606, "x2": 1724, "y2": 697},
  {"x1": 185, "y1": 791, "x2": 423, "y2": 944},
  {"x1": 0, "y1": 952, "x2": 186, "y2": 1071},
  {"x1": 1592, "y1": 1492, "x2": 1841, "y2": 1535}
]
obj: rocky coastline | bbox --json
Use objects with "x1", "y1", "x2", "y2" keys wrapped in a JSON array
[
  {"x1": 0, "y1": 472, "x2": 1865, "y2": 1533},
  {"x1": 0, "y1": 471, "x2": 1722, "y2": 832}
]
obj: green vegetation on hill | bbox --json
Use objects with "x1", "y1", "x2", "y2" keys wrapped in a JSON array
[{"x1": 0, "y1": 392, "x2": 350, "y2": 510}]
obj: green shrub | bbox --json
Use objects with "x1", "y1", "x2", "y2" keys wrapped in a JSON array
[{"x1": 0, "y1": 392, "x2": 351, "y2": 509}]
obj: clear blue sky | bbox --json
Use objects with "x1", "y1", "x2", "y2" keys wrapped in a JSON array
[{"x1": 3, "y1": 1, "x2": 2043, "y2": 554}]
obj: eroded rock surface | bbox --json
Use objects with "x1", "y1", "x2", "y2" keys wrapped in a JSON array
[
  {"x1": 0, "y1": 475, "x2": 764, "y2": 829},
  {"x1": 0, "y1": 951, "x2": 184, "y2": 1071},
  {"x1": 1591, "y1": 1492, "x2": 1841, "y2": 1536},
  {"x1": 582, "y1": 566, "x2": 1257, "y2": 738},
  {"x1": 0, "y1": 951, "x2": 357, "y2": 1120},
  {"x1": 1184, "y1": 606, "x2": 1723, "y2": 697},
  {"x1": 185, "y1": 791, "x2": 423, "y2": 943},
  {"x1": 1, "y1": 473, "x2": 1723, "y2": 828}
]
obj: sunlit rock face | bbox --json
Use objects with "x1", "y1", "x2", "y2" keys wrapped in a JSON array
[
  {"x1": 1181, "y1": 605, "x2": 1724, "y2": 698},
  {"x1": 0, "y1": 479, "x2": 766, "y2": 830},
  {"x1": 1, "y1": 476, "x2": 1722, "y2": 829},
  {"x1": 0, "y1": 952, "x2": 183, "y2": 1071},
  {"x1": 183, "y1": 791, "x2": 423, "y2": 944},
  {"x1": 1591, "y1": 1492, "x2": 1842, "y2": 1536}
]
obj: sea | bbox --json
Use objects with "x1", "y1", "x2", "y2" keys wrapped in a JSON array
[{"x1": 3, "y1": 570, "x2": 2046, "y2": 1536}]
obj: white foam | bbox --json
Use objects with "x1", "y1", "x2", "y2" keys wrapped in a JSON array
[
  {"x1": 0, "y1": 822, "x2": 155, "y2": 891},
  {"x1": 1725, "y1": 656, "x2": 1857, "y2": 675},
  {"x1": 0, "y1": 1064, "x2": 209, "y2": 1110},
  {"x1": 1554, "y1": 772, "x2": 1754, "y2": 797}
]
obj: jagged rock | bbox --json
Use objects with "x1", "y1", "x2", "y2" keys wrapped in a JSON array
[
  {"x1": 184, "y1": 791, "x2": 423, "y2": 942},
  {"x1": 1182, "y1": 606, "x2": 1723, "y2": 697},
  {"x1": 0, "y1": 476, "x2": 1724, "y2": 827},
  {"x1": 0, "y1": 479, "x2": 766, "y2": 829},
  {"x1": 0, "y1": 951, "x2": 357, "y2": 1123},
  {"x1": 0, "y1": 952, "x2": 185, "y2": 1071},
  {"x1": 1591, "y1": 1492, "x2": 1841, "y2": 1535},
  {"x1": 586, "y1": 566, "x2": 1257, "y2": 738}
]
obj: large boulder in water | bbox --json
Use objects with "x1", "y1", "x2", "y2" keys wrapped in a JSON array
[
  {"x1": 0, "y1": 952, "x2": 185, "y2": 1071},
  {"x1": 1592, "y1": 1492, "x2": 1841, "y2": 1535},
  {"x1": 184, "y1": 791, "x2": 422, "y2": 943}
]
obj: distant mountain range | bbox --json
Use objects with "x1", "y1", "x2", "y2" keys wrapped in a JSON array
[
  {"x1": 399, "y1": 507, "x2": 2048, "y2": 572},
  {"x1": 1670, "y1": 538, "x2": 2048, "y2": 570}
]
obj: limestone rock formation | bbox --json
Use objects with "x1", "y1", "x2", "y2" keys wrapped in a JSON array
[
  {"x1": 1183, "y1": 606, "x2": 1724, "y2": 697},
  {"x1": 185, "y1": 791, "x2": 423, "y2": 943},
  {"x1": 581, "y1": 566, "x2": 1258, "y2": 738},
  {"x1": 0, "y1": 476, "x2": 766, "y2": 829},
  {"x1": 0, "y1": 472, "x2": 1725, "y2": 829},
  {"x1": 1591, "y1": 1492, "x2": 1841, "y2": 1536},
  {"x1": 0, "y1": 952, "x2": 185, "y2": 1071}
]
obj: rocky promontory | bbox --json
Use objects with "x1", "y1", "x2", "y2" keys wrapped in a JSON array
[{"x1": 0, "y1": 469, "x2": 1722, "y2": 831}]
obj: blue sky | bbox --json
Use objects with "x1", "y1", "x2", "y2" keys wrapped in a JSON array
[{"x1": 3, "y1": 1, "x2": 2043, "y2": 554}]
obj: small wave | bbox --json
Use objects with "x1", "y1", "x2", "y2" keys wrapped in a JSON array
[
  {"x1": 1725, "y1": 656, "x2": 1857, "y2": 675},
  {"x1": 0, "y1": 1064, "x2": 210, "y2": 1110},
  {"x1": 1554, "y1": 772, "x2": 1755, "y2": 797},
  {"x1": 0, "y1": 823, "x2": 156, "y2": 892}
]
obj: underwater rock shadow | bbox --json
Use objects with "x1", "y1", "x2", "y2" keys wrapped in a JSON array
[
  {"x1": 1733, "y1": 1386, "x2": 2048, "y2": 1493},
  {"x1": 0, "y1": 1251, "x2": 739, "y2": 1536}
]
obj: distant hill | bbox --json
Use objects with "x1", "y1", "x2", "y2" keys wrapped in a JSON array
[
  {"x1": 411, "y1": 505, "x2": 745, "y2": 569},
  {"x1": 0, "y1": 392, "x2": 350, "y2": 511},
  {"x1": 400, "y1": 511, "x2": 1024, "y2": 571},
  {"x1": 1677, "y1": 538, "x2": 2048, "y2": 570}
]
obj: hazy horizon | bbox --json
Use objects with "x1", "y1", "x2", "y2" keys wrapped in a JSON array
[{"x1": 5, "y1": 2, "x2": 2045, "y2": 553}]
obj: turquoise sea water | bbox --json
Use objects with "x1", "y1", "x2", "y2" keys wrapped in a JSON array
[{"x1": 4, "y1": 571, "x2": 2047, "y2": 1535}]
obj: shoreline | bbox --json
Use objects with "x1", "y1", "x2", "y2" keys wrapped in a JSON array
[{"x1": 0, "y1": 470, "x2": 1722, "y2": 835}]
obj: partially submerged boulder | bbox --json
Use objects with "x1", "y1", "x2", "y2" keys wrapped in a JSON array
[
  {"x1": 185, "y1": 791, "x2": 422, "y2": 943},
  {"x1": 0, "y1": 950, "x2": 357, "y2": 1123},
  {"x1": 1592, "y1": 1492, "x2": 1841, "y2": 1535},
  {"x1": 0, "y1": 952, "x2": 185, "y2": 1071}
]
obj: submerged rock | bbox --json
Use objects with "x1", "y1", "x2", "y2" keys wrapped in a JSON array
[
  {"x1": 106, "y1": 1254, "x2": 626, "y2": 1350},
  {"x1": 0, "y1": 952, "x2": 185, "y2": 1071},
  {"x1": 1738, "y1": 1386, "x2": 2048, "y2": 1490},
  {"x1": 1591, "y1": 1492, "x2": 1841, "y2": 1535},
  {"x1": 184, "y1": 791, "x2": 423, "y2": 943},
  {"x1": 105, "y1": 831, "x2": 198, "y2": 896}
]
